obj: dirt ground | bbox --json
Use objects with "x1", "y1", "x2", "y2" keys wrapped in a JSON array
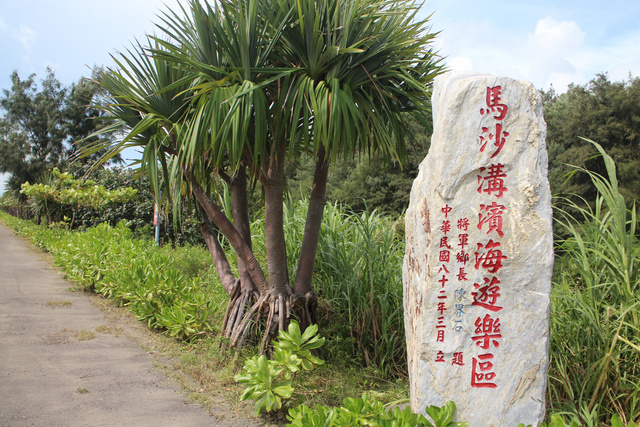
[{"x1": 0, "y1": 221, "x2": 261, "y2": 427}]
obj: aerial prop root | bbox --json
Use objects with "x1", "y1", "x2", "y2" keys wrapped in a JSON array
[
  {"x1": 227, "y1": 290, "x2": 319, "y2": 353},
  {"x1": 222, "y1": 279, "x2": 259, "y2": 338}
]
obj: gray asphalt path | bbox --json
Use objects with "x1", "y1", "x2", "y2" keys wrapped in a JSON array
[{"x1": 0, "y1": 221, "x2": 254, "y2": 427}]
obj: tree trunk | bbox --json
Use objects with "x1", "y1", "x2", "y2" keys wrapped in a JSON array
[
  {"x1": 261, "y1": 141, "x2": 291, "y2": 297},
  {"x1": 293, "y1": 145, "x2": 330, "y2": 295},
  {"x1": 229, "y1": 167, "x2": 257, "y2": 294},
  {"x1": 290, "y1": 145, "x2": 330, "y2": 327},
  {"x1": 198, "y1": 206, "x2": 236, "y2": 294},
  {"x1": 219, "y1": 166, "x2": 261, "y2": 339},
  {"x1": 186, "y1": 170, "x2": 268, "y2": 294},
  {"x1": 246, "y1": 140, "x2": 295, "y2": 341}
]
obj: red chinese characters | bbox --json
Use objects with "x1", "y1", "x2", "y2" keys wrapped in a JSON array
[
  {"x1": 479, "y1": 86, "x2": 510, "y2": 158},
  {"x1": 481, "y1": 86, "x2": 508, "y2": 120},
  {"x1": 472, "y1": 314, "x2": 502, "y2": 350},
  {"x1": 434, "y1": 85, "x2": 514, "y2": 388},
  {"x1": 434, "y1": 207, "x2": 468, "y2": 367},
  {"x1": 456, "y1": 251, "x2": 470, "y2": 265},
  {"x1": 458, "y1": 233, "x2": 469, "y2": 249},
  {"x1": 478, "y1": 202, "x2": 505, "y2": 237},
  {"x1": 471, "y1": 276, "x2": 503, "y2": 312},
  {"x1": 479, "y1": 124, "x2": 510, "y2": 158},
  {"x1": 470, "y1": 85, "x2": 511, "y2": 390},
  {"x1": 474, "y1": 240, "x2": 507, "y2": 274},
  {"x1": 435, "y1": 205, "x2": 452, "y2": 350},
  {"x1": 452, "y1": 352, "x2": 465, "y2": 366},
  {"x1": 477, "y1": 164, "x2": 508, "y2": 198},
  {"x1": 471, "y1": 353, "x2": 497, "y2": 388}
]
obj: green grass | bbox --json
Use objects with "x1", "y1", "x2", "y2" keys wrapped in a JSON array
[
  {"x1": 47, "y1": 300, "x2": 72, "y2": 307},
  {"x1": 74, "y1": 330, "x2": 96, "y2": 341},
  {"x1": 310, "y1": 203, "x2": 406, "y2": 377},
  {"x1": 548, "y1": 140, "x2": 640, "y2": 425}
]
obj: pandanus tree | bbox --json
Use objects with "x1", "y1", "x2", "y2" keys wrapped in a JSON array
[{"x1": 89, "y1": 0, "x2": 443, "y2": 348}]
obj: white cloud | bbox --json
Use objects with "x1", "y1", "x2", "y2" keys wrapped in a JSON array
[
  {"x1": 0, "y1": 15, "x2": 7, "y2": 32},
  {"x1": 529, "y1": 17, "x2": 585, "y2": 55},
  {"x1": 427, "y1": 1, "x2": 640, "y2": 94},
  {"x1": 12, "y1": 23, "x2": 37, "y2": 52},
  {"x1": 544, "y1": 71, "x2": 582, "y2": 93},
  {"x1": 431, "y1": 15, "x2": 594, "y2": 92},
  {"x1": 525, "y1": 17, "x2": 587, "y2": 92}
]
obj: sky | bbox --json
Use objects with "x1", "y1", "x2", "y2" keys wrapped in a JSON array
[{"x1": 1, "y1": 0, "x2": 639, "y2": 195}]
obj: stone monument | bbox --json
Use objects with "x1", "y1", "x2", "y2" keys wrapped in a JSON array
[{"x1": 403, "y1": 72, "x2": 553, "y2": 426}]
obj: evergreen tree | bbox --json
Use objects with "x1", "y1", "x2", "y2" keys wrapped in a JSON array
[
  {"x1": 91, "y1": 0, "x2": 442, "y2": 346},
  {"x1": 544, "y1": 73, "x2": 640, "y2": 206},
  {"x1": 0, "y1": 69, "x2": 122, "y2": 195},
  {"x1": 0, "y1": 68, "x2": 67, "y2": 193}
]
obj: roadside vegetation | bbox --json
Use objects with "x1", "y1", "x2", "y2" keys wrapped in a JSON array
[{"x1": 0, "y1": 200, "x2": 411, "y2": 423}]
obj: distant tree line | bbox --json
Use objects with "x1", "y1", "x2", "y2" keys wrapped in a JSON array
[
  {"x1": 3, "y1": 68, "x2": 638, "y2": 225},
  {"x1": 0, "y1": 68, "x2": 121, "y2": 195},
  {"x1": 544, "y1": 73, "x2": 640, "y2": 208}
]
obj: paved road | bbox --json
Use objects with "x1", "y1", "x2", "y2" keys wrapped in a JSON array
[{"x1": 0, "y1": 221, "x2": 255, "y2": 426}]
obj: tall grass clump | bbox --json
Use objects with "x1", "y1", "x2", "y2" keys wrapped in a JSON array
[
  {"x1": 237, "y1": 199, "x2": 406, "y2": 377},
  {"x1": 550, "y1": 139, "x2": 640, "y2": 425},
  {"x1": 312, "y1": 202, "x2": 405, "y2": 377}
]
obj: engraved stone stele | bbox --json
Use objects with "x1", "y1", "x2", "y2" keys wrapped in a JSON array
[{"x1": 403, "y1": 72, "x2": 553, "y2": 426}]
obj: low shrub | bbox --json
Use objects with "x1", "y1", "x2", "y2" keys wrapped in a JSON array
[
  {"x1": 235, "y1": 320, "x2": 325, "y2": 416},
  {"x1": 287, "y1": 396, "x2": 466, "y2": 427}
]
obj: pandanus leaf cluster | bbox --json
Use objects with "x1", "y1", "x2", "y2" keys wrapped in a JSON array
[{"x1": 87, "y1": 0, "x2": 443, "y2": 345}]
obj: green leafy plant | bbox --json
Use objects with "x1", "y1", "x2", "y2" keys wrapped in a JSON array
[
  {"x1": 519, "y1": 413, "x2": 586, "y2": 427},
  {"x1": 612, "y1": 414, "x2": 639, "y2": 427},
  {"x1": 235, "y1": 354, "x2": 295, "y2": 416},
  {"x1": 424, "y1": 401, "x2": 464, "y2": 427},
  {"x1": 286, "y1": 394, "x2": 466, "y2": 427},
  {"x1": 286, "y1": 403, "x2": 338, "y2": 426},
  {"x1": 235, "y1": 320, "x2": 325, "y2": 416},
  {"x1": 274, "y1": 320, "x2": 326, "y2": 372},
  {"x1": 20, "y1": 168, "x2": 137, "y2": 227}
]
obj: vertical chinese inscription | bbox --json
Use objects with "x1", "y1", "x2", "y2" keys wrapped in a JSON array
[
  {"x1": 471, "y1": 86, "x2": 509, "y2": 389},
  {"x1": 435, "y1": 205, "x2": 452, "y2": 348},
  {"x1": 434, "y1": 206, "x2": 472, "y2": 368},
  {"x1": 432, "y1": 86, "x2": 511, "y2": 388}
]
